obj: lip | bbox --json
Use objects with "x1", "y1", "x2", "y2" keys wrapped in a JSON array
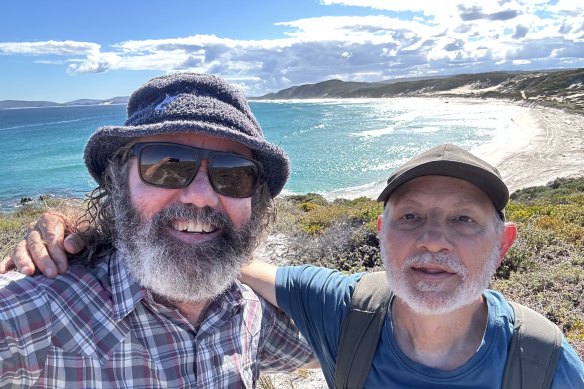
[{"x1": 411, "y1": 265, "x2": 457, "y2": 281}]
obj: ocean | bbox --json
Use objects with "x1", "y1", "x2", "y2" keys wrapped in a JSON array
[{"x1": 0, "y1": 98, "x2": 528, "y2": 210}]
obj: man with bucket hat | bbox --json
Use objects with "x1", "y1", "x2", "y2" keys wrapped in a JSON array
[{"x1": 0, "y1": 73, "x2": 314, "y2": 387}]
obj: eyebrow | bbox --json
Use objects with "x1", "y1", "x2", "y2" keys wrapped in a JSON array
[
  {"x1": 451, "y1": 199, "x2": 488, "y2": 208},
  {"x1": 390, "y1": 197, "x2": 421, "y2": 207}
]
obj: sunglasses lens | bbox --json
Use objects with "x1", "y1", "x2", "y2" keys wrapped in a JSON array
[
  {"x1": 138, "y1": 144, "x2": 197, "y2": 188},
  {"x1": 209, "y1": 155, "x2": 259, "y2": 198},
  {"x1": 135, "y1": 142, "x2": 261, "y2": 197}
]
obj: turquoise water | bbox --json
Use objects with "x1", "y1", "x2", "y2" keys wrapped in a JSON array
[{"x1": 0, "y1": 99, "x2": 524, "y2": 210}]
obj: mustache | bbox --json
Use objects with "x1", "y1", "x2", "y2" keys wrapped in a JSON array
[
  {"x1": 404, "y1": 252, "x2": 468, "y2": 277},
  {"x1": 148, "y1": 203, "x2": 234, "y2": 231}
]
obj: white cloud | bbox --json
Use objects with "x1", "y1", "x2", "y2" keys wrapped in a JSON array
[
  {"x1": 0, "y1": 40, "x2": 100, "y2": 56},
  {"x1": 1, "y1": 1, "x2": 583, "y2": 96}
]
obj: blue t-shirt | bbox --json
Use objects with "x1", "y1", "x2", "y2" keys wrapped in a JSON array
[{"x1": 276, "y1": 265, "x2": 584, "y2": 388}]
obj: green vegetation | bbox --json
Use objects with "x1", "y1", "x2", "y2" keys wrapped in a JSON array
[
  {"x1": 257, "y1": 68, "x2": 584, "y2": 114},
  {"x1": 1, "y1": 179, "x2": 583, "y2": 360},
  {"x1": 271, "y1": 178, "x2": 584, "y2": 358}
]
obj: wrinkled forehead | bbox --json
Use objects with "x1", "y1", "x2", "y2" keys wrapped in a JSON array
[{"x1": 389, "y1": 175, "x2": 494, "y2": 208}]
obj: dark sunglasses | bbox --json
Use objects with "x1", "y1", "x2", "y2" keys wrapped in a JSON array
[{"x1": 131, "y1": 142, "x2": 263, "y2": 198}]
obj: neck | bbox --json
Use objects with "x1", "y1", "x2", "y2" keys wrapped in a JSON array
[
  {"x1": 174, "y1": 301, "x2": 210, "y2": 328},
  {"x1": 153, "y1": 294, "x2": 210, "y2": 329},
  {"x1": 391, "y1": 296, "x2": 488, "y2": 371}
]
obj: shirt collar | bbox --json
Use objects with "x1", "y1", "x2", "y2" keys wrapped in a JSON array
[{"x1": 108, "y1": 252, "x2": 148, "y2": 322}]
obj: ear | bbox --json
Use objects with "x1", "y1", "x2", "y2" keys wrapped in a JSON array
[
  {"x1": 496, "y1": 222, "x2": 517, "y2": 266},
  {"x1": 377, "y1": 215, "x2": 383, "y2": 233}
]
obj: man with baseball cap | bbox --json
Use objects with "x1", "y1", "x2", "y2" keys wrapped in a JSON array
[
  {"x1": 5, "y1": 138, "x2": 584, "y2": 385},
  {"x1": 0, "y1": 73, "x2": 314, "y2": 387},
  {"x1": 242, "y1": 144, "x2": 583, "y2": 387}
]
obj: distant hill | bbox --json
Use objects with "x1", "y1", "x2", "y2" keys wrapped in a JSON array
[
  {"x1": 0, "y1": 100, "x2": 61, "y2": 109},
  {"x1": 3, "y1": 68, "x2": 583, "y2": 112},
  {"x1": 255, "y1": 68, "x2": 584, "y2": 113},
  {"x1": 0, "y1": 96, "x2": 129, "y2": 109}
]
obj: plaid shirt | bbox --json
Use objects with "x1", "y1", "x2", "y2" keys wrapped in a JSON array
[{"x1": 0, "y1": 252, "x2": 314, "y2": 388}]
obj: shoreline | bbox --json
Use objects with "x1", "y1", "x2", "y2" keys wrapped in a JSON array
[
  {"x1": 2, "y1": 99, "x2": 581, "y2": 212},
  {"x1": 315, "y1": 98, "x2": 583, "y2": 200}
]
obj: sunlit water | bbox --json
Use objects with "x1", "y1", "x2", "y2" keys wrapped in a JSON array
[{"x1": 0, "y1": 98, "x2": 526, "y2": 210}]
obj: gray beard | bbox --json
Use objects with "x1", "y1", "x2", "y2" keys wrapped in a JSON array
[
  {"x1": 381, "y1": 242, "x2": 499, "y2": 315},
  {"x1": 113, "y1": 197, "x2": 258, "y2": 304}
]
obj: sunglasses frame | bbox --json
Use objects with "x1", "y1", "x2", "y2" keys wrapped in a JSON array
[{"x1": 131, "y1": 142, "x2": 264, "y2": 198}]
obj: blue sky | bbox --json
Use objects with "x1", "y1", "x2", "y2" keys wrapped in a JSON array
[{"x1": 1, "y1": 0, "x2": 583, "y2": 102}]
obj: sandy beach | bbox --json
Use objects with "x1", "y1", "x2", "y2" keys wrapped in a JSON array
[
  {"x1": 473, "y1": 102, "x2": 584, "y2": 193},
  {"x1": 349, "y1": 99, "x2": 584, "y2": 200},
  {"x1": 322, "y1": 98, "x2": 584, "y2": 203}
]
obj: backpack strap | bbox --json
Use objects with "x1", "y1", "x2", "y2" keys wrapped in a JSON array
[
  {"x1": 335, "y1": 272, "x2": 393, "y2": 389},
  {"x1": 502, "y1": 301, "x2": 563, "y2": 389}
]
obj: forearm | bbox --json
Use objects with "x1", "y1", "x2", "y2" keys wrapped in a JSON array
[{"x1": 240, "y1": 259, "x2": 279, "y2": 307}]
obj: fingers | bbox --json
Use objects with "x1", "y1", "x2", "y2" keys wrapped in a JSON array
[
  {"x1": 0, "y1": 256, "x2": 14, "y2": 273},
  {"x1": 0, "y1": 254, "x2": 18, "y2": 274},
  {"x1": 64, "y1": 234, "x2": 86, "y2": 255},
  {"x1": 3, "y1": 211, "x2": 83, "y2": 279},
  {"x1": 35, "y1": 213, "x2": 69, "y2": 274},
  {"x1": 7, "y1": 239, "x2": 36, "y2": 276},
  {"x1": 25, "y1": 229, "x2": 59, "y2": 278}
]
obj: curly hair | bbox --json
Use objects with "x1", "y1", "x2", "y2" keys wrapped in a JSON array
[{"x1": 73, "y1": 143, "x2": 276, "y2": 265}]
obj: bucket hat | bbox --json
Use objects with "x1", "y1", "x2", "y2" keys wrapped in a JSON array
[{"x1": 84, "y1": 72, "x2": 290, "y2": 198}]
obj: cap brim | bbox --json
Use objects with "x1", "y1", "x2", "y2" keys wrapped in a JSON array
[{"x1": 376, "y1": 160, "x2": 509, "y2": 210}]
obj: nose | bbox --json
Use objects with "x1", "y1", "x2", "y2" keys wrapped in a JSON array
[
  {"x1": 179, "y1": 160, "x2": 220, "y2": 208},
  {"x1": 415, "y1": 219, "x2": 453, "y2": 254}
]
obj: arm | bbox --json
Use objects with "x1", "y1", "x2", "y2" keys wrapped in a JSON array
[
  {"x1": 0, "y1": 212, "x2": 84, "y2": 278},
  {"x1": 257, "y1": 294, "x2": 319, "y2": 373},
  {"x1": 242, "y1": 261, "x2": 321, "y2": 369},
  {"x1": 240, "y1": 259, "x2": 279, "y2": 308}
]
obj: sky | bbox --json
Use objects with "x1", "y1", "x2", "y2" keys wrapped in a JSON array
[{"x1": 1, "y1": 0, "x2": 583, "y2": 102}]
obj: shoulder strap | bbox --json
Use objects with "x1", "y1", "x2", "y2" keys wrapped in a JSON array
[
  {"x1": 335, "y1": 272, "x2": 393, "y2": 389},
  {"x1": 502, "y1": 301, "x2": 563, "y2": 389}
]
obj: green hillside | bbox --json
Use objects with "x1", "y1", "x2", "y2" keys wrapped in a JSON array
[{"x1": 257, "y1": 68, "x2": 584, "y2": 113}]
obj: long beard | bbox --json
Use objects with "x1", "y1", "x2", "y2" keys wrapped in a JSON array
[
  {"x1": 112, "y1": 193, "x2": 258, "y2": 304},
  {"x1": 382, "y1": 243, "x2": 499, "y2": 315}
]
